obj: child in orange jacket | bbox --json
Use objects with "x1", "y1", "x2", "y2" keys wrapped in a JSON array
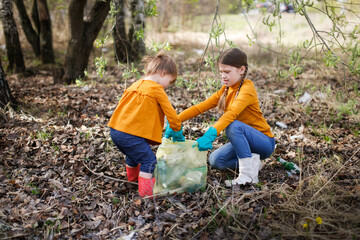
[
  {"x1": 108, "y1": 51, "x2": 184, "y2": 198},
  {"x1": 166, "y1": 48, "x2": 275, "y2": 186}
]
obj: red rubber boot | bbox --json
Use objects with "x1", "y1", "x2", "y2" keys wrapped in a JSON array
[
  {"x1": 138, "y1": 176, "x2": 156, "y2": 198},
  {"x1": 126, "y1": 165, "x2": 140, "y2": 182}
]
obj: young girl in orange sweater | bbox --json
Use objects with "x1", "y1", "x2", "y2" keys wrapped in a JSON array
[
  {"x1": 108, "y1": 52, "x2": 184, "y2": 198},
  {"x1": 166, "y1": 48, "x2": 275, "y2": 185}
]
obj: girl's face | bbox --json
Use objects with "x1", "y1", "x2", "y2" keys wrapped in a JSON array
[{"x1": 219, "y1": 63, "x2": 246, "y2": 87}]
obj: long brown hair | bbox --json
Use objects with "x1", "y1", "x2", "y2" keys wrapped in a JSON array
[
  {"x1": 142, "y1": 50, "x2": 178, "y2": 85},
  {"x1": 217, "y1": 48, "x2": 248, "y2": 112}
]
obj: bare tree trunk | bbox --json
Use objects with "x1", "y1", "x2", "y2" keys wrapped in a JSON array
[
  {"x1": 64, "y1": 0, "x2": 111, "y2": 84},
  {"x1": 31, "y1": 0, "x2": 40, "y2": 34},
  {"x1": 64, "y1": 0, "x2": 87, "y2": 83},
  {"x1": 157, "y1": 0, "x2": 170, "y2": 32},
  {"x1": 13, "y1": 0, "x2": 41, "y2": 58},
  {"x1": 0, "y1": 59, "x2": 18, "y2": 109},
  {"x1": 113, "y1": 0, "x2": 131, "y2": 63},
  {"x1": 0, "y1": 0, "x2": 26, "y2": 73},
  {"x1": 128, "y1": 0, "x2": 146, "y2": 60},
  {"x1": 37, "y1": 0, "x2": 55, "y2": 64}
]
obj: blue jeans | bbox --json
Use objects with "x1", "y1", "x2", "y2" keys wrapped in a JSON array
[
  {"x1": 110, "y1": 128, "x2": 157, "y2": 174},
  {"x1": 209, "y1": 120, "x2": 275, "y2": 170}
]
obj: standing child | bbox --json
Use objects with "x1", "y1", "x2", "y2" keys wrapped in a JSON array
[
  {"x1": 166, "y1": 48, "x2": 275, "y2": 186},
  {"x1": 108, "y1": 51, "x2": 184, "y2": 198}
]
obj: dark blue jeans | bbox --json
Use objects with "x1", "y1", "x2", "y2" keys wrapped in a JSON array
[
  {"x1": 110, "y1": 128, "x2": 157, "y2": 174},
  {"x1": 209, "y1": 120, "x2": 275, "y2": 170}
]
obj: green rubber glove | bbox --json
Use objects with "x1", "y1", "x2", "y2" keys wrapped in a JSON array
[{"x1": 193, "y1": 127, "x2": 217, "y2": 151}]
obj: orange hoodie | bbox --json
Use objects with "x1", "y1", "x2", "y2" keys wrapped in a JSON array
[
  {"x1": 108, "y1": 79, "x2": 181, "y2": 144},
  {"x1": 179, "y1": 79, "x2": 274, "y2": 138}
]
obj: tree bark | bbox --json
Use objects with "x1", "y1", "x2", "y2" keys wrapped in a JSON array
[
  {"x1": 113, "y1": 0, "x2": 132, "y2": 63},
  {"x1": 64, "y1": 0, "x2": 111, "y2": 84},
  {"x1": 0, "y1": 0, "x2": 26, "y2": 73},
  {"x1": 37, "y1": 0, "x2": 55, "y2": 64},
  {"x1": 13, "y1": 0, "x2": 41, "y2": 58},
  {"x1": 0, "y1": 59, "x2": 18, "y2": 109},
  {"x1": 128, "y1": 0, "x2": 146, "y2": 60},
  {"x1": 31, "y1": 0, "x2": 40, "y2": 34}
]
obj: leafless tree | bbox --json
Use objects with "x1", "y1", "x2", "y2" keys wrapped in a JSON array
[
  {"x1": 0, "y1": 59, "x2": 18, "y2": 110},
  {"x1": 0, "y1": 0, "x2": 26, "y2": 73},
  {"x1": 13, "y1": 0, "x2": 55, "y2": 64},
  {"x1": 63, "y1": 0, "x2": 111, "y2": 84}
]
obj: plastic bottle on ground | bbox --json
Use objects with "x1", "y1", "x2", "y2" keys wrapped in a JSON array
[{"x1": 277, "y1": 157, "x2": 301, "y2": 174}]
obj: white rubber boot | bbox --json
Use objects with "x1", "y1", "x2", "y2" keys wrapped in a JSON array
[
  {"x1": 225, "y1": 153, "x2": 262, "y2": 187},
  {"x1": 250, "y1": 153, "x2": 262, "y2": 183}
]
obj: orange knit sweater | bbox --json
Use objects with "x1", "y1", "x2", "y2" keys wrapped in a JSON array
[
  {"x1": 179, "y1": 79, "x2": 274, "y2": 138},
  {"x1": 108, "y1": 79, "x2": 181, "y2": 144}
]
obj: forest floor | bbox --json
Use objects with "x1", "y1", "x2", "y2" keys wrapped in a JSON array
[{"x1": 0, "y1": 49, "x2": 360, "y2": 239}]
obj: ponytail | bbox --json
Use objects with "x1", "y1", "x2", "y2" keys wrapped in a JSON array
[
  {"x1": 217, "y1": 87, "x2": 228, "y2": 113},
  {"x1": 142, "y1": 50, "x2": 178, "y2": 83},
  {"x1": 234, "y1": 66, "x2": 248, "y2": 99}
]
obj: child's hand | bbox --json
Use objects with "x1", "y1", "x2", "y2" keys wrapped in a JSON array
[
  {"x1": 164, "y1": 122, "x2": 174, "y2": 139},
  {"x1": 164, "y1": 122, "x2": 185, "y2": 142},
  {"x1": 194, "y1": 127, "x2": 217, "y2": 151},
  {"x1": 173, "y1": 128, "x2": 185, "y2": 142}
]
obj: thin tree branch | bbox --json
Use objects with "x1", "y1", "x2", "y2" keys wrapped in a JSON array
[
  {"x1": 296, "y1": 0, "x2": 348, "y2": 70},
  {"x1": 242, "y1": 12, "x2": 289, "y2": 57},
  {"x1": 311, "y1": 147, "x2": 360, "y2": 199},
  {"x1": 82, "y1": 159, "x2": 138, "y2": 185}
]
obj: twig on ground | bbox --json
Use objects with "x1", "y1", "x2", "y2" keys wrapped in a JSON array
[
  {"x1": 190, "y1": 197, "x2": 231, "y2": 240},
  {"x1": 23, "y1": 203, "x2": 58, "y2": 216},
  {"x1": 244, "y1": 210, "x2": 260, "y2": 240},
  {"x1": 1, "y1": 234, "x2": 28, "y2": 240},
  {"x1": 82, "y1": 159, "x2": 137, "y2": 185},
  {"x1": 311, "y1": 147, "x2": 360, "y2": 199}
]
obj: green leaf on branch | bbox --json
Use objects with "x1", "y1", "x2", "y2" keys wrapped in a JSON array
[
  {"x1": 303, "y1": 38, "x2": 313, "y2": 49},
  {"x1": 262, "y1": 15, "x2": 275, "y2": 32},
  {"x1": 95, "y1": 55, "x2": 108, "y2": 78},
  {"x1": 148, "y1": 41, "x2": 171, "y2": 52},
  {"x1": 109, "y1": 1, "x2": 120, "y2": 17},
  {"x1": 95, "y1": 36, "x2": 109, "y2": 48},
  {"x1": 136, "y1": 0, "x2": 159, "y2": 17},
  {"x1": 210, "y1": 23, "x2": 225, "y2": 47},
  {"x1": 134, "y1": 27, "x2": 145, "y2": 41},
  {"x1": 323, "y1": 51, "x2": 339, "y2": 68}
]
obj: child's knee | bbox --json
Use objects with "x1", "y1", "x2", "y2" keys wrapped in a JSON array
[
  {"x1": 225, "y1": 124, "x2": 233, "y2": 136},
  {"x1": 226, "y1": 121, "x2": 245, "y2": 137},
  {"x1": 209, "y1": 156, "x2": 227, "y2": 170}
]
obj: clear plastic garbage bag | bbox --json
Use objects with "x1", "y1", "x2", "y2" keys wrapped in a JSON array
[{"x1": 153, "y1": 138, "x2": 207, "y2": 195}]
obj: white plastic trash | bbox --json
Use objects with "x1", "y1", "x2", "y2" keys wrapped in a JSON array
[
  {"x1": 276, "y1": 122, "x2": 288, "y2": 129},
  {"x1": 299, "y1": 92, "x2": 311, "y2": 104}
]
